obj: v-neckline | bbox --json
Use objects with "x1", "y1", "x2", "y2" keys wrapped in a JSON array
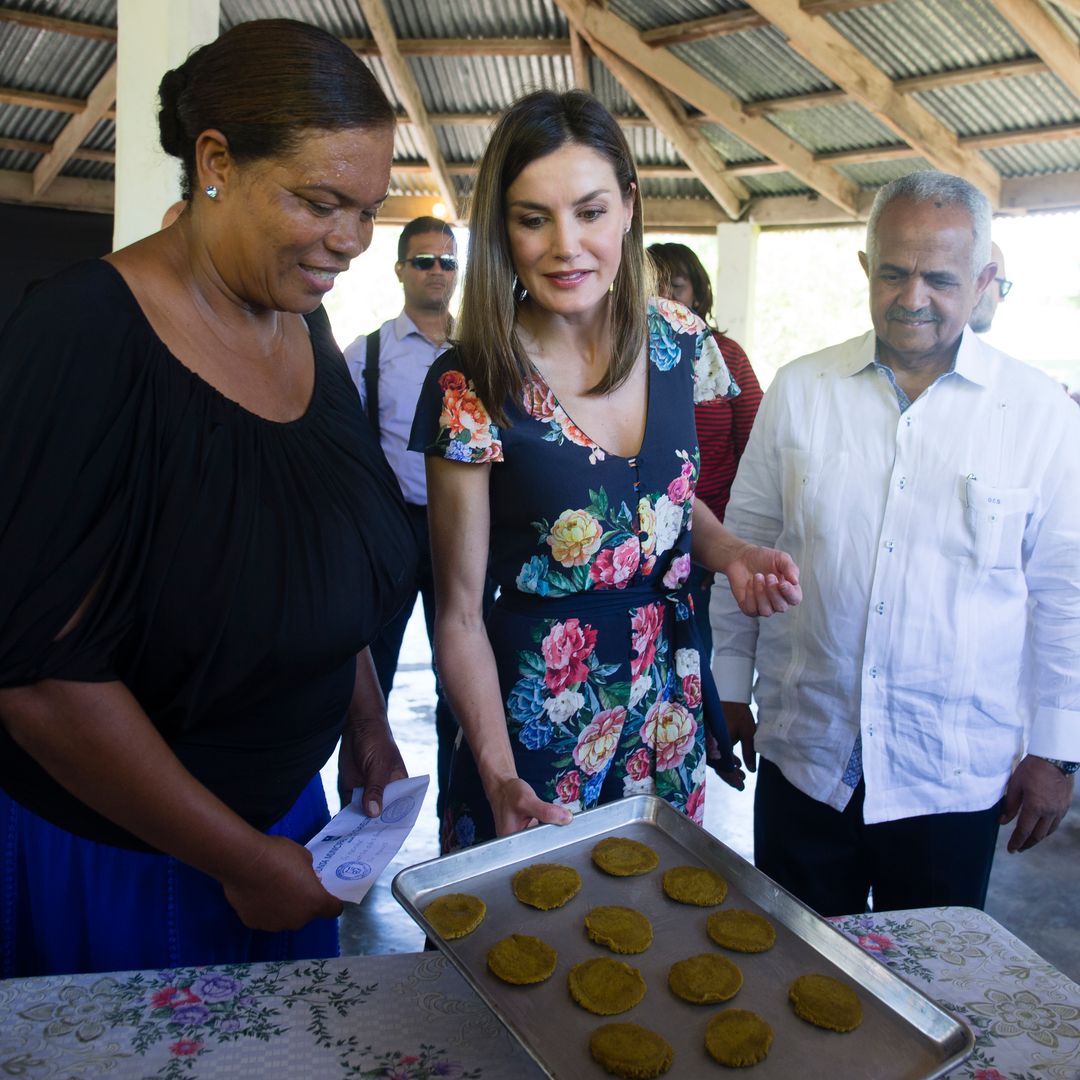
[{"x1": 527, "y1": 356, "x2": 652, "y2": 462}]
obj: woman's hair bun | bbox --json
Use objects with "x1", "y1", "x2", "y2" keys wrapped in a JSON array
[{"x1": 157, "y1": 67, "x2": 188, "y2": 159}]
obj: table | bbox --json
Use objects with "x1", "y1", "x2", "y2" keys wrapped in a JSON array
[{"x1": 2, "y1": 907, "x2": 1077, "y2": 1079}]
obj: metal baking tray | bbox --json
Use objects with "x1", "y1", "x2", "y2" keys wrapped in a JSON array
[{"x1": 392, "y1": 795, "x2": 974, "y2": 1079}]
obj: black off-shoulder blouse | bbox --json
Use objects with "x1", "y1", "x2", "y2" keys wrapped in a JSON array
[{"x1": 0, "y1": 260, "x2": 415, "y2": 849}]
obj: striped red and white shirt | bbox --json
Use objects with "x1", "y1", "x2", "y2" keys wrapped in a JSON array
[{"x1": 694, "y1": 331, "x2": 763, "y2": 521}]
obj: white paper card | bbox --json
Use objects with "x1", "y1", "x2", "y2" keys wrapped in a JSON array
[{"x1": 306, "y1": 775, "x2": 430, "y2": 903}]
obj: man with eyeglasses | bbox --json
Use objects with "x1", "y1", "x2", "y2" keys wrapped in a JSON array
[
  {"x1": 969, "y1": 242, "x2": 1011, "y2": 333},
  {"x1": 343, "y1": 216, "x2": 460, "y2": 819},
  {"x1": 713, "y1": 172, "x2": 1079, "y2": 918}
]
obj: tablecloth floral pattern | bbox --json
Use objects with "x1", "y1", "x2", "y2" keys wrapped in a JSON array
[
  {"x1": 833, "y1": 907, "x2": 1080, "y2": 1080},
  {"x1": 1, "y1": 907, "x2": 1076, "y2": 1078}
]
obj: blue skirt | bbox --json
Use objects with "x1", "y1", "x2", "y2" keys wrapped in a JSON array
[{"x1": 0, "y1": 775, "x2": 339, "y2": 977}]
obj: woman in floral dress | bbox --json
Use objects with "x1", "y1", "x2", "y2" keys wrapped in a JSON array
[{"x1": 410, "y1": 91, "x2": 800, "y2": 852}]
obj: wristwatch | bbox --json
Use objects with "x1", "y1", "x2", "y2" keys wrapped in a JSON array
[{"x1": 1040, "y1": 756, "x2": 1080, "y2": 776}]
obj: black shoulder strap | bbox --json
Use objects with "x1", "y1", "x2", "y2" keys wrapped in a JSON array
[{"x1": 363, "y1": 326, "x2": 381, "y2": 435}]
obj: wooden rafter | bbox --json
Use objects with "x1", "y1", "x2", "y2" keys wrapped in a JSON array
[
  {"x1": 552, "y1": 0, "x2": 861, "y2": 216},
  {"x1": 570, "y1": 29, "x2": 592, "y2": 92},
  {"x1": 988, "y1": 0, "x2": 1080, "y2": 100},
  {"x1": 0, "y1": 8, "x2": 115, "y2": 41},
  {"x1": 640, "y1": 0, "x2": 887, "y2": 47},
  {"x1": 33, "y1": 61, "x2": 115, "y2": 195},
  {"x1": 587, "y1": 38, "x2": 746, "y2": 220},
  {"x1": 743, "y1": 0, "x2": 1001, "y2": 204},
  {"x1": 0, "y1": 135, "x2": 113, "y2": 163},
  {"x1": 356, "y1": 0, "x2": 459, "y2": 222},
  {"x1": 344, "y1": 36, "x2": 570, "y2": 56},
  {"x1": 744, "y1": 57, "x2": 1049, "y2": 116}
]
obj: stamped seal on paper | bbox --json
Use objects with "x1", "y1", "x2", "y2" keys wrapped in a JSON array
[
  {"x1": 336, "y1": 860, "x2": 373, "y2": 881},
  {"x1": 380, "y1": 796, "x2": 415, "y2": 824}
]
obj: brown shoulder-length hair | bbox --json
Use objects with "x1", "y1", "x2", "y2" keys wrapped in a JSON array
[{"x1": 456, "y1": 89, "x2": 647, "y2": 425}]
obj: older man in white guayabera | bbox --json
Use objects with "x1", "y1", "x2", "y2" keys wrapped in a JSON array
[{"x1": 713, "y1": 170, "x2": 1080, "y2": 918}]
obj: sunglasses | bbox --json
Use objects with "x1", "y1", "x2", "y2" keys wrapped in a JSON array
[
  {"x1": 995, "y1": 276, "x2": 1013, "y2": 299},
  {"x1": 405, "y1": 254, "x2": 458, "y2": 272}
]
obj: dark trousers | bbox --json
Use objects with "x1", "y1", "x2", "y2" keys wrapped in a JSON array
[
  {"x1": 367, "y1": 503, "x2": 456, "y2": 823},
  {"x1": 753, "y1": 757, "x2": 1002, "y2": 917}
]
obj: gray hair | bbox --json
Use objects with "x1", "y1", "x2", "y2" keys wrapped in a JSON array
[{"x1": 865, "y1": 170, "x2": 992, "y2": 279}]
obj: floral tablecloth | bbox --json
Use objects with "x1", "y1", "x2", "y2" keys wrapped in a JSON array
[{"x1": 1, "y1": 906, "x2": 1076, "y2": 1078}]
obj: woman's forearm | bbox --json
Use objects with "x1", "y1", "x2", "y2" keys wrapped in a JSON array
[
  {"x1": 434, "y1": 612, "x2": 517, "y2": 795},
  {"x1": 691, "y1": 499, "x2": 751, "y2": 573},
  {"x1": 0, "y1": 679, "x2": 267, "y2": 880}
]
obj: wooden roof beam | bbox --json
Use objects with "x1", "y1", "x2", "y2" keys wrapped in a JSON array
[
  {"x1": 641, "y1": 0, "x2": 887, "y2": 47},
  {"x1": 33, "y1": 61, "x2": 115, "y2": 195},
  {"x1": 743, "y1": 0, "x2": 1001, "y2": 204},
  {"x1": 0, "y1": 8, "x2": 116, "y2": 41},
  {"x1": 0, "y1": 84, "x2": 115, "y2": 121},
  {"x1": 586, "y1": 39, "x2": 746, "y2": 220},
  {"x1": 988, "y1": 0, "x2": 1080, "y2": 100},
  {"x1": 0, "y1": 135, "x2": 114, "y2": 163},
  {"x1": 553, "y1": 0, "x2": 861, "y2": 216},
  {"x1": 344, "y1": 36, "x2": 571, "y2": 57},
  {"x1": 570, "y1": 29, "x2": 592, "y2": 92},
  {"x1": 356, "y1": 0, "x2": 459, "y2": 222},
  {"x1": 745, "y1": 57, "x2": 1050, "y2": 116}
]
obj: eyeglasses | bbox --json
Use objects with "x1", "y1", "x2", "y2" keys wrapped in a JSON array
[
  {"x1": 996, "y1": 277, "x2": 1013, "y2": 299},
  {"x1": 405, "y1": 254, "x2": 458, "y2": 272}
]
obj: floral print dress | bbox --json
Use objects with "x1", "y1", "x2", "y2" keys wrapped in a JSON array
[{"x1": 410, "y1": 299, "x2": 740, "y2": 852}]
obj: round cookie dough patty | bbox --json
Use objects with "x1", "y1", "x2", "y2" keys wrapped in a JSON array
[
  {"x1": 668, "y1": 954, "x2": 743, "y2": 1004},
  {"x1": 511, "y1": 863, "x2": 582, "y2": 910},
  {"x1": 706, "y1": 909, "x2": 777, "y2": 953},
  {"x1": 705, "y1": 1008, "x2": 774, "y2": 1067},
  {"x1": 661, "y1": 865, "x2": 728, "y2": 906},
  {"x1": 585, "y1": 906, "x2": 654, "y2": 954},
  {"x1": 789, "y1": 973, "x2": 863, "y2": 1032},
  {"x1": 591, "y1": 837, "x2": 660, "y2": 877},
  {"x1": 422, "y1": 893, "x2": 486, "y2": 940},
  {"x1": 486, "y1": 934, "x2": 558, "y2": 985},
  {"x1": 569, "y1": 957, "x2": 647, "y2": 1015},
  {"x1": 589, "y1": 1023, "x2": 674, "y2": 1078}
]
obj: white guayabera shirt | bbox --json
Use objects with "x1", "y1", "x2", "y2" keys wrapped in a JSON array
[{"x1": 710, "y1": 327, "x2": 1080, "y2": 824}]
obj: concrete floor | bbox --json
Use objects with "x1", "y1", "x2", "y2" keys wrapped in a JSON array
[{"x1": 324, "y1": 602, "x2": 1080, "y2": 983}]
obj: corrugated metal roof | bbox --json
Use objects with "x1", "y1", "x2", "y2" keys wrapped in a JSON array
[
  {"x1": 838, "y1": 156, "x2": 935, "y2": 189},
  {"x1": 222, "y1": 0, "x2": 366, "y2": 36},
  {"x1": 699, "y1": 123, "x2": 770, "y2": 165},
  {"x1": 409, "y1": 53, "x2": 572, "y2": 113},
  {"x1": 0, "y1": 19, "x2": 112, "y2": 98},
  {"x1": 0, "y1": 102, "x2": 68, "y2": 143},
  {"x1": 3, "y1": 0, "x2": 114, "y2": 27},
  {"x1": 983, "y1": 141, "x2": 1080, "y2": 177},
  {"x1": 739, "y1": 171, "x2": 812, "y2": 197},
  {"x1": 767, "y1": 102, "x2": 898, "y2": 155},
  {"x1": 639, "y1": 176, "x2": 711, "y2": 200},
  {"x1": 915, "y1": 74, "x2": 1080, "y2": 135},
  {"x1": 828, "y1": 0, "x2": 1031, "y2": 80},
  {"x1": 675, "y1": 28, "x2": 835, "y2": 102}
]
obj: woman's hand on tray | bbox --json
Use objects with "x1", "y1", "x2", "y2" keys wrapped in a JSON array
[{"x1": 487, "y1": 775, "x2": 574, "y2": 837}]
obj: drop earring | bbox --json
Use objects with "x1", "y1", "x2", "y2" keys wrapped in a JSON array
[
  {"x1": 205, "y1": 185, "x2": 218, "y2": 199},
  {"x1": 513, "y1": 274, "x2": 527, "y2": 301}
]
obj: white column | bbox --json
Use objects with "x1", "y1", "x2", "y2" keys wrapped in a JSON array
[
  {"x1": 113, "y1": 0, "x2": 219, "y2": 250},
  {"x1": 712, "y1": 221, "x2": 759, "y2": 355}
]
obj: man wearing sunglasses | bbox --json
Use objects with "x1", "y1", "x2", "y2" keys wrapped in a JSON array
[
  {"x1": 969, "y1": 242, "x2": 1010, "y2": 333},
  {"x1": 343, "y1": 216, "x2": 459, "y2": 818}
]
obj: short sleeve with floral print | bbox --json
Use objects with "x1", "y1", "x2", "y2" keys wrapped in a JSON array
[{"x1": 409, "y1": 299, "x2": 739, "y2": 852}]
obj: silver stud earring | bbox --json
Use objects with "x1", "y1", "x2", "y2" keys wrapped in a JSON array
[{"x1": 205, "y1": 185, "x2": 218, "y2": 199}]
